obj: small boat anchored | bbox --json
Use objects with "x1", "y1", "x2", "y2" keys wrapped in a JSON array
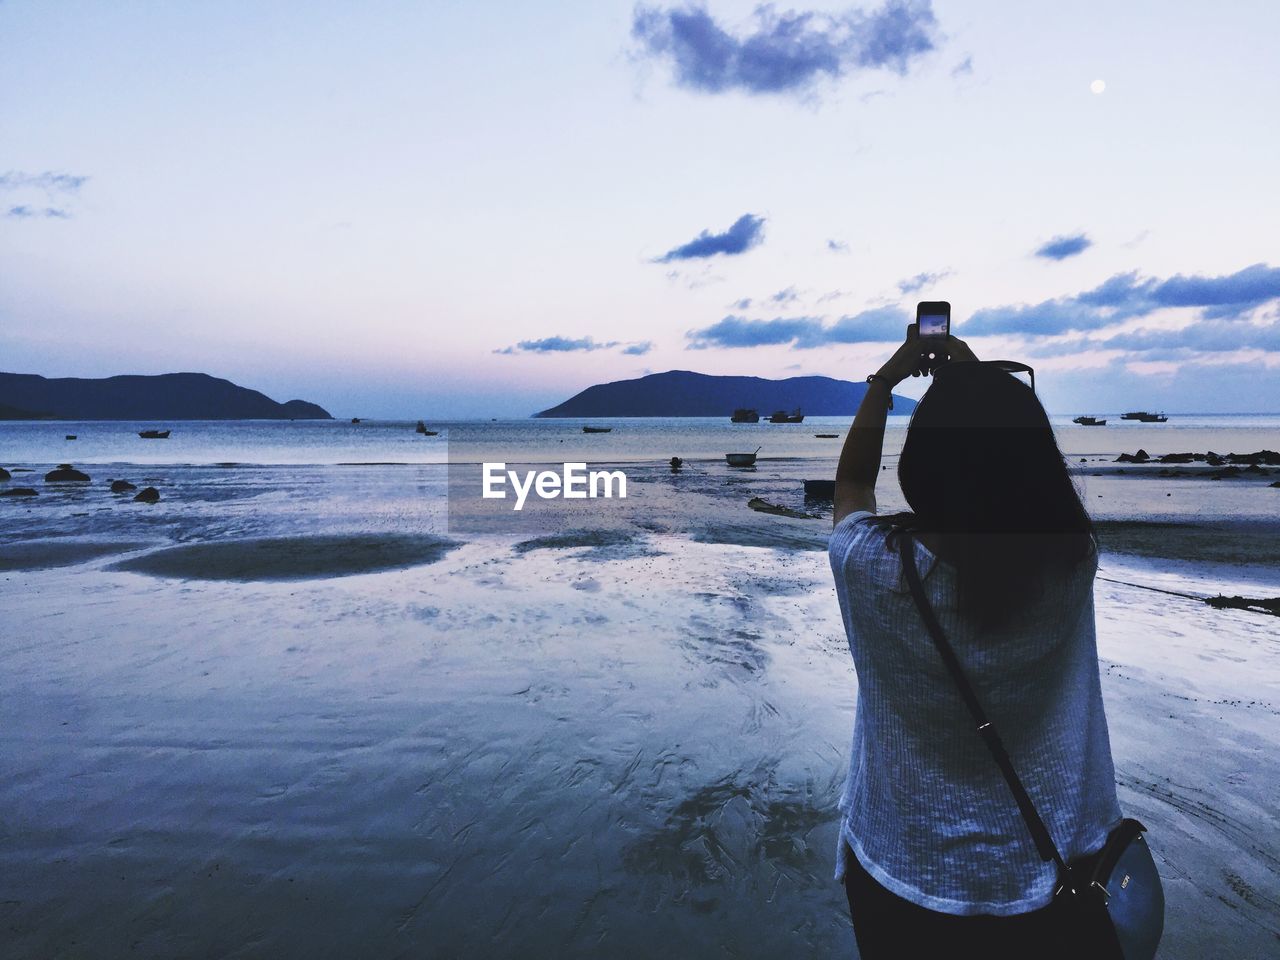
[
  {"x1": 725, "y1": 447, "x2": 761, "y2": 467},
  {"x1": 768, "y1": 408, "x2": 804, "y2": 423},
  {"x1": 582, "y1": 425, "x2": 612, "y2": 433},
  {"x1": 731, "y1": 408, "x2": 760, "y2": 423},
  {"x1": 415, "y1": 421, "x2": 438, "y2": 436},
  {"x1": 1120, "y1": 411, "x2": 1168, "y2": 423},
  {"x1": 1072, "y1": 416, "x2": 1107, "y2": 426},
  {"x1": 138, "y1": 429, "x2": 171, "y2": 439}
]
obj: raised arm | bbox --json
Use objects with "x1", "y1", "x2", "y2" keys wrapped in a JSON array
[{"x1": 833, "y1": 330, "x2": 978, "y2": 526}]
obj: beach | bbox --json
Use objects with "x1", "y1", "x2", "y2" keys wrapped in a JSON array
[{"x1": 2, "y1": 418, "x2": 1278, "y2": 958}]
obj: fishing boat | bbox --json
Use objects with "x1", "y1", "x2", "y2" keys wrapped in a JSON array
[
  {"x1": 414, "y1": 420, "x2": 438, "y2": 436},
  {"x1": 725, "y1": 447, "x2": 761, "y2": 467},
  {"x1": 814, "y1": 433, "x2": 839, "y2": 438},
  {"x1": 731, "y1": 408, "x2": 760, "y2": 423},
  {"x1": 351, "y1": 417, "x2": 361, "y2": 424},
  {"x1": 769, "y1": 408, "x2": 804, "y2": 423},
  {"x1": 582, "y1": 426, "x2": 612, "y2": 434},
  {"x1": 138, "y1": 429, "x2": 170, "y2": 439},
  {"x1": 1072, "y1": 416, "x2": 1107, "y2": 426},
  {"x1": 1120, "y1": 411, "x2": 1168, "y2": 423}
]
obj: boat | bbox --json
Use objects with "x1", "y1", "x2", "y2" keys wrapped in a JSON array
[
  {"x1": 1072, "y1": 416, "x2": 1107, "y2": 426},
  {"x1": 1120, "y1": 411, "x2": 1168, "y2": 423},
  {"x1": 415, "y1": 420, "x2": 438, "y2": 436},
  {"x1": 731, "y1": 408, "x2": 760, "y2": 423},
  {"x1": 65, "y1": 435, "x2": 77, "y2": 440},
  {"x1": 351, "y1": 417, "x2": 361, "y2": 424},
  {"x1": 582, "y1": 426, "x2": 612, "y2": 433},
  {"x1": 725, "y1": 447, "x2": 761, "y2": 467},
  {"x1": 803, "y1": 479, "x2": 836, "y2": 499},
  {"x1": 814, "y1": 433, "x2": 839, "y2": 438},
  {"x1": 138, "y1": 429, "x2": 170, "y2": 439},
  {"x1": 769, "y1": 408, "x2": 804, "y2": 423}
]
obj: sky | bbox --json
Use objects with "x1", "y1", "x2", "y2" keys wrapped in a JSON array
[{"x1": 3, "y1": 0, "x2": 1279, "y2": 417}]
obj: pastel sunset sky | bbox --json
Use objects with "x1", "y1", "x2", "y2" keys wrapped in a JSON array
[{"x1": 3, "y1": 1, "x2": 1278, "y2": 416}]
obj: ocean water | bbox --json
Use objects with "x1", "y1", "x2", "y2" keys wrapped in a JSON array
[
  {"x1": 2, "y1": 413, "x2": 1278, "y2": 466},
  {"x1": 3, "y1": 417, "x2": 1279, "y2": 958}
]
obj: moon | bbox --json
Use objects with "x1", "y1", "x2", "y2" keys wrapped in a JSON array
[{"x1": 1090, "y1": 79, "x2": 1106, "y2": 94}]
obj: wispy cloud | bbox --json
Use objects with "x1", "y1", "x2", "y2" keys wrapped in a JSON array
[
  {"x1": 827, "y1": 238, "x2": 850, "y2": 253},
  {"x1": 1, "y1": 170, "x2": 87, "y2": 221},
  {"x1": 897, "y1": 269, "x2": 950, "y2": 293},
  {"x1": 1034, "y1": 233, "x2": 1092, "y2": 261},
  {"x1": 7, "y1": 205, "x2": 70, "y2": 219},
  {"x1": 654, "y1": 213, "x2": 765, "y2": 262},
  {"x1": 495, "y1": 336, "x2": 654, "y2": 356},
  {"x1": 632, "y1": 1, "x2": 939, "y2": 97},
  {"x1": 0, "y1": 171, "x2": 89, "y2": 194},
  {"x1": 770, "y1": 286, "x2": 800, "y2": 304},
  {"x1": 686, "y1": 305, "x2": 908, "y2": 349},
  {"x1": 967, "y1": 263, "x2": 1280, "y2": 335}
]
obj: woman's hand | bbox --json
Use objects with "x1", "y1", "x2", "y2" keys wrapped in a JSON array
[
  {"x1": 875, "y1": 324, "x2": 929, "y2": 386},
  {"x1": 946, "y1": 334, "x2": 979, "y2": 363}
]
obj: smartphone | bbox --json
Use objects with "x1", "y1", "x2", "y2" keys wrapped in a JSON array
[{"x1": 916, "y1": 300, "x2": 950, "y2": 370}]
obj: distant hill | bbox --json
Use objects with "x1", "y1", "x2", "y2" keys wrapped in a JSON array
[
  {"x1": 534, "y1": 370, "x2": 916, "y2": 418},
  {"x1": 0, "y1": 372, "x2": 331, "y2": 420},
  {"x1": 0, "y1": 400, "x2": 53, "y2": 420}
]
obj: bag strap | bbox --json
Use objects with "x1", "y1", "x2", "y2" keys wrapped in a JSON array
[{"x1": 897, "y1": 532, "x2": 1070, "y2": 879}]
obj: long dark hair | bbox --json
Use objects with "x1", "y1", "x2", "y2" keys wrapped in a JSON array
[{"x1": 896, "y1": 363, "x2": 1094, "y2": 627}]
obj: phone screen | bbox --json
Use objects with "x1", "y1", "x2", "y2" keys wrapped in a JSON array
[{"x1": 919, "y1": 313, "x2": 949, "y2": 339}]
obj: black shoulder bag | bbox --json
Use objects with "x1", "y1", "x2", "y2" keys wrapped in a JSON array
[{"x1": 898, "y1": 532, "x2": 1164, "y2": 960}]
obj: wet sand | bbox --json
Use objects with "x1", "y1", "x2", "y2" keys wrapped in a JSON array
[{"x1": 1, "y1": 464, "x2": 1277, "y2": 958}]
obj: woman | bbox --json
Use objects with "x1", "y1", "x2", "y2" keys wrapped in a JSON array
[{"x1": 829, "y1": 327, "x2": 1123, "y2": 957}]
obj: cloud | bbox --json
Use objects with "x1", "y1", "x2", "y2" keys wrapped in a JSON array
[
  {"x1": 770, "y1": 286, "x2": 799, "y2": 304},
  {"x1": 950, "y1": 55, "x2": 973, "y2": 77},
  {"x1": 654, "y1": 213, "x2": 765, "y2": 262},
  {"x1": 0, "y1": 171, "x2": 88, "y2": 194},
  {"x1": 495, "y1": 336, "x2": 655, "y2": 356},
  {"x1": 685, "y1": 305, "x2": 908, "y2": 348},
  {"x1": 827, "y1": 238, "x2": 850, "y2": 253},
  {"x1": 897, "y1": 269, "x2": 950, "y2": 293},
  {"x1": 730, "y1": 297, "x2": 753, "y2": 310},
  {"x1": 968, "y1": 263, "x2": 1280, "y2": 335},
  {"x1": 1034, "y1": 233, "x2": 1092, "y2": 261},
  {"x1": 6, "y1": 205, "x2": 70, "y2": 219},
  {"x1": 495, "y1": 336, "x2": 619, "y2": 355},
  {"x1": 632, "y1": 1, "x2": 939, "y2": 97}
]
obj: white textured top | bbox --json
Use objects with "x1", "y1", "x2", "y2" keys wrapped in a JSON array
[{"x1": 828, "y1": 511, "x2": 1122, "y2": 916}]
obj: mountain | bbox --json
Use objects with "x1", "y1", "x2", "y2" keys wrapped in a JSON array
[
  {"x1": 0, "y1": 372, "x2": 332, "y2": 420},
  {"x1": 533, "y1": 370, "x2": 916, "y2": 418}
]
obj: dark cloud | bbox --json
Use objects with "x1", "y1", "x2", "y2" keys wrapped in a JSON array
[
  {"x1": 495, "y1": 336, "x2": 656, "y2": 356},
  {"x1": 966, "y1": 263, "x2": 1280, "y2": 336},
  {"x1": 685, "y1": 306, "x2": 908, "y2": 349},
  {"x1": 632, "y1": 1, "x2": 938, "y2": 96},
  {"x1": 1092, "y1": 318, "x2": 1280, "y2": 354},
  {"x1": 1034, "y1": 234, "x2": 1092, "y2": 261},
  {"x1": 495, "y1": 336, "x2": 619, "y2": 355},
  {"x1": 686, "y1": 315, "x2": 822, "y2": 349},
  {"x1": 897, "y1": 270, "x2": 950, "y2": 293},
  {"x1": 654, "y1": 213, "x2": 765, "y2": 262}
]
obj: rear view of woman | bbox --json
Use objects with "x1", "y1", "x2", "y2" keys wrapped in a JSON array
[{"x1": 829, "y1": 328, "x2": 1124, "y2": 957}]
